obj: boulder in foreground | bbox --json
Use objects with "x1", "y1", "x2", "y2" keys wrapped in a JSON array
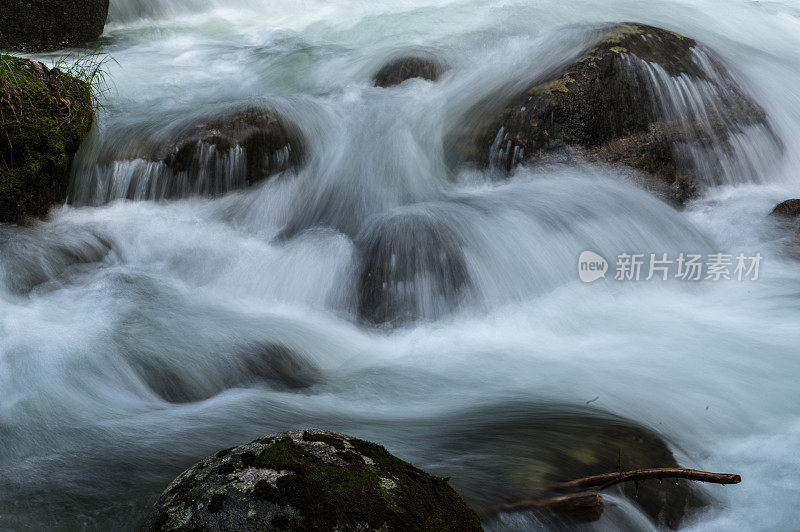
[{"x1": 145, "y1": 430, "x2": 482, "y2": 531}]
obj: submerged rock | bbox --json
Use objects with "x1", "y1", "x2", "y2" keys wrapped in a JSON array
[
  {"x1": 356, "y1": 210, "x2": 469, "y2": 326},
  {"x1": 524, "y1": 414, "x2": 706, "y2": 528},
  {"x1": 446, "y1": 23, "x2": 780, "y2": 204},
  {"x1": 429, "y1": 405, "x2": 708, "y2": 529},
  {"x1": 0, "y1": 56, "x2": 96, "y2": 222},
  {"x1": 97, "y1": 106, "x2": 304, "y2": 201},
  {"x1": 0, "y1": 225, "x2": 112, "y2": 294},
  {"x1": 0, "y1": 0, "x2": 109, "y2": 52},
  {"x1": 135, "y1": 343, "x2": 321, "y2": 404},
  {"x1": 373, "y1": 56, "x2": 446, "y2": 87},
  {"x1": 770, "y1": 199, "x2": 800, "y2": 219},
  {"x1": 144, "y1": 430, "x2": 481, "y2": 531}
]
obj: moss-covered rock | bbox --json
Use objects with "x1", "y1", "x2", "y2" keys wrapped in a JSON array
[
  {"x1": 144, "y1": 430, "x2": 482, "y2": 531},
  {"x1": 446, "y1": 23, "x2": 778, "y2": 204},
  {"x1": 0, "y1": 0, "x2": 109, "y2": 52},
  {"x1": 0, "y1": 55, "x2": 95, "y2": 223},
  {"x1": 373, "y1": 56, "x2": 446, "y2": 87}
]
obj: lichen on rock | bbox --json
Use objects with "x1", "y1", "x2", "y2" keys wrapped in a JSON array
[
  {"x1": 0, "y1": 55, "x2": 96, "y2": 223},
  {"x1": 144, "y1": 430, "x2": 482, "y2": 531}
]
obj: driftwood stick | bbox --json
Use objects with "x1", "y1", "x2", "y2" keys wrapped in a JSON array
[
  {"x1": 551, "y1": 468, "x2": 741, "y2": 493},
  {"x1": 496, "y1": 468, "x2": 741, "y2": 522}
]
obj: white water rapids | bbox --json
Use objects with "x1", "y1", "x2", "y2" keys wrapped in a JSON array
[{"x1": 3, "y1": 0, "x2": 800, "y2": 529}]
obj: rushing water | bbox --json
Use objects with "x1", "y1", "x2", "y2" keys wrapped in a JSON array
[{"x1": 3, "y1": 0, "x2": 800, "y2": 530}]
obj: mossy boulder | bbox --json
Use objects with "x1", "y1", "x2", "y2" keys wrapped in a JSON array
[
  {"x1": 0, "y1": 0, "x2": 109, "y2": 52},
  {"x1": 106, "y1": 106, "x2": 304, "y2": 200},
  {"x1": 0, "y1": 56, "x2": 95, "y2": 223},
  {"x1": 373, "y1": 56, "x2": 446, "y2": 87},
  {"x1": 144, "y1": 430, "x2": 482, "y2": 531},
  {"x1": 770, "y1": 199, "x2": 800, "y2": 219},
  {"x1": 356, "y1": 210, "x2": 469, "y2": 326},
  {"x1": 446, "y1": 23, "x2": 778, "y2": 204}
]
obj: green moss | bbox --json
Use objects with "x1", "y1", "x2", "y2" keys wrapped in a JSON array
[
  {"x1": 302, "y1": 430, "x2": 347, "y2": 450},
  {"x1": 544, "y1": 73, "x2": 575, "y2": 94},
  {"x1": 528, "y1": 72, "x2": 576, "y2": 96},
  {"x1": 236, "y1": 435, "x2": 482, "y2": 531},
  {"x1": 349, "y1": 438, "x2": 483, "y2": 531},
  {"x1": 578, "y1": 47, "x2": 603, "y2": 62},
  {"x1": 243, "y1": 437, "x2": 389, "y2": 529},
  {"x1": 0, "y1": 54, "x2": 95, "y2": 223},
  {"x1": 602, "y1": 23, "x2": 646, "y2": 44}
]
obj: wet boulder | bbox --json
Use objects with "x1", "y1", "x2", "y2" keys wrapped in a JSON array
[
  {"x1": 373, "y1": 56, "x2": 446, "y2": 87},
  {"x1": 100, "y1": 107, "x2": 304, "y2": 201},
  {"x1": 134, "y1": 343, "x2": 321, "y2": 404},
  {"x1": 356, "y1": 210, "x2": 470, "y2": 326},
  {"x1": 0, "y1": 56, "x2": 95, "y2": 222},
  {"x1": 770, "y1": 199, "x2": 800, "y2": 219},
  {"x1": 446, "y1": 23, "x2": 780, "y2": 204},
  {"x1": 0, "y1": 0, "x2": 109, "y2": 52},
  {"x1": 144, "y1": 430, "x2": 482, "y2": 531}
]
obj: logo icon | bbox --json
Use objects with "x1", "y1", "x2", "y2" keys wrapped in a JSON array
[{"x1": 578, "y1": 251, "x2": 608, "y2": 283}]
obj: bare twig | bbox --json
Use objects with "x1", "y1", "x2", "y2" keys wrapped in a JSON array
[
  {"x1": 497, "y1": 468, "x2": 740, "y2": 523},
  {"x1": 551, "y1": 468, "x2": 741, "y2": 493}
]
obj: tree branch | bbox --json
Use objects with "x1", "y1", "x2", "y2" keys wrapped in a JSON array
[
  {"x1": 496, "y1": 468, "x2": 741, "y2": 523},
  {"x1": 551, "y1": 468, "x2": 741, "y2": 493}
]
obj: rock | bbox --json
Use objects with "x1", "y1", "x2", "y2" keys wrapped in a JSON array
[
  {"x1": 446, "y1": 23, "x2": 780, "y2": 204},
  {"x1": 0, "y1": 0, "x2": 109, "y2": 52},
  {"x1": 373, "y1": 56, "x2": 446, "y2": 87},
  {"x1": 525, "y1": 414, "x2": 706, "y2": 528},
  {"x1": 134, "y1": 343, "x2": 321, "y2": 404},
  {"x1": 105, "y1": 106, "x2": 304, "y2": 200},
  {"x1": 0, "y1": 56, "x2": 96, "y2": 223},
  {"x1": 770, "y1": 199, "x2": 800, "y2": 219},
  {"x1": 436, "y1": 406, "x2": 707, "y2": 529},
  {"x1": 0, "y1": 225, "x2": 112, "y2": 294},
  {"x1": 144, "y1": 430, "x2": 482, "y2": 531},
  {"x1": 356, "y1": 210, "x2": 469, "y2": 326}
]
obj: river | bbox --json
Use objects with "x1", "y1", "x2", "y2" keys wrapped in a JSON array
[{"x1": 2, "y1": 0, "x2": 800, "y2": 529}]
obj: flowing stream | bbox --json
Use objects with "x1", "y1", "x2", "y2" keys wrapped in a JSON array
[{"x1": 3, "y1": 0, "x2": 800, "y2": 529}]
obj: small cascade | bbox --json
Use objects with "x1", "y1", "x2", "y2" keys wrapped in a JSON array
[
  {"x1": 629, "y1": 47, "x2": 783, "y2": 188},
  {"x1": 81, "y1": 144, "x2": 250, "y2": 203}
]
